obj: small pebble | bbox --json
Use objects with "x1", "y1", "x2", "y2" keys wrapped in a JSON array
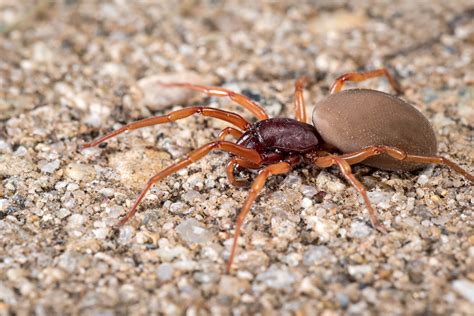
[
  {"x1": 0, "y1": 282, "x2": 17, "y2": 305},
  {"x1": 56, "y1": 208, "x2": 71, "y2": 219},
  {"x1": 68, "y1": 214, "x2": 85, "y2": 228},
  {"x1": 0, "y1": 139, "x2": 12, "y2": 153},
  {"x1": 218, "y1": 276, "x2": 249, "y2": 297},
  {"x1": 303, "y1": 245, "x2": 333, "y2": 266},
  {"x1": 301, "y1": 185, "x2": 318, "y2": 198},
  {"x1": 194, "y1": 271, "x2": 219, "y2": 284},
  {"x1": 65, "y1": 163, "x2": 96, "y2": 182},
  {"x1": 93, "y1": 228, "x2": 109, "y2": 239},
  {"x1": 98, "y1": 188, "x2": 115, "y2": 197},
  {"x1": 452, "y1": 279, "x2": 474, "y2": 303},
  {"x1": 417, "y1": 175, "x2": 429, "y2": 185},
  {"x1": 350, "y1": 221, "x2": 372, "y2": 238},
  {"x1": 118, "y1": 226, "x2": 135, "y2": 244},
  {"x1": 301, "y1": 197, "x2": 313, "y2": 209},
  {"x1": 156, "y1": 246, "x2": 188, "y2": 262},
  {"x1": 157, "y1": 263, "x2": 174, "y2": 281},
  {"x1": 367, "y1": 191, "x2": 392, "y2": 209},
  {"x1": 256, "y1": 266, "x2": 296, "y2": 290},
  {"x1": 0, "y1": 199, "x2": 9, "y2": 211},
  {"x1": 136, "y1": 72, "x2": 208, "y2": 111},
  {"x1": 176, "y1": 219, "x2": 213, "y2": 244},
  {"x1": 40, "y1": 160, "x2": 60, "y2": 174},
  {"x1": 348, "y1": 264, "x2": 373, "y2": 280},
  {"x1": 14, "y1": 146, "x2": 27, "y2": 156}
]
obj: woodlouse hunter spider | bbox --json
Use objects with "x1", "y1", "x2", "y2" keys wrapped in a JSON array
[{"x1": 82, "y1": 68, "x2": 473, "y2": 272}]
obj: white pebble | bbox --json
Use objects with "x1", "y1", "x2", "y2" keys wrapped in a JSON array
[
  {"x1": 218, "y1": 276, "x2": 248, "y2": 297},
  {"x1": 0, "y1": 199, "x2": 9, "y2": 211},
  {"x1": 65, "y1": 163, "x2": 96, "y2": 182},
  {"x1": 182, "y1": 190, "x2": 201, "y2": 203},
  {"x1": 303, "y1": 245, "x2": 332, "y2": 266},
  {"x1": 0, "y1": 139, "x2": 11, "y2": 153},
  {"x1": 137, "y1": 72, "x2": 205, "y2": 111},
  {"x1": 301, "y1": 185, "x2": 318, "y2": 198},
  {"x1": 93, "y1": 228, "x2": 109, "y2": 239},
  {"x1": 106, "y1": 205, "x2": 124, "y2": 218},
  {"x1": 256, "y1": 266, "x2": 296, "y2": 290},
  {"x1": 452, "y1": 279, "x2": 474, "y2": 303},
  {"x1": 417, "y1": 174, "x2": 429, "y2": 185},
  {"x1": 98, "y1": 188, "x2": 115, "y2": 197},
  {"x1": 367, "y1": 191, "x2": 392, "y2": 209},
  {"x1": 169, "y1": 201, "x2": 188, "y2": 214},
  {"x1": 66, "y1": 183, "x2": 80, "y2": 191},
  {"x1": 40, "y1": 160, "x2": 60, "y2": 173},
  {"x1": 162, "y1": 222, "x2": 174, "y2": 231},
  {"x1": 68, "y1": 214, "x2": 85, "y2": 228},
  {"x1": 56, "y1": 208, "x2": 71, "y2": 219},
  {"x1": 301, "y1": 197, "x2": 313, "y2": 209},
  {"x1": 156, "y1": 246, "x2": 187, "y2": 262},
  {"x1": 157, "y1": 263, "x2": 174, "y2": 281},
  {"x1": 0, "y1": 282, "x2": 17, "y2": 305},
  {"x1": 14, "y1": 146, "x2": 27, "y2": 156},
  {"x1": 176, "y1": 219, "x2": 212, "y2": 244},
  {"x1": 304, "y1": 216, "x2": 338, "y2": 241},
  {"x1": 348, "y1": 264, "x2": 373, "y2": 279},
  {"x1": 351, "y1": 221, "x2": 372, "y2": 238},
  {"x1": 117, "y1": 226, "x2": 135, "y2": 245}
]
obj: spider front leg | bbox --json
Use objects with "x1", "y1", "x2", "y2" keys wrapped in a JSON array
[
  {"x1": 314, "y1": 156, "x2": 388, "y2": 233},
  {"x1": 157, "y1": 82, "x2": 269, "y2": 120},
  {"x1": 116, "y1": 141, "x2": 262, "y2": 226},
  {"x1": 82, "y1": 106, "x2": 250, "y2": 148},
  {"x1": 330, "y1": 68, "x2": 402, "y2": 94},
  {"x1": 226, "y1": 161, "x2": 292, "y2": 273}
]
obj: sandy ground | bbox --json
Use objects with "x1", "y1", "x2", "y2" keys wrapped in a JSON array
[{"x1": 0, "y1": 1, "x2": 473, "y2": 315}]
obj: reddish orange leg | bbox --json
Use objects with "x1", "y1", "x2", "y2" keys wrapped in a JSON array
[
  {"x1": 340, "y1": 146, "x2": 474, "y2": 182},
  {"x1": 81, "y1": 107, "x2": 250, "y2": 148},
  {"x1": 226, "y1": 161, "x2": 292, "y2": 273},
  {"x1": 314, "y1": 156, "x2": 388, "y2": 233},
  {"x1": 157, "y1": 82, "x2": 269, "y2": 120},
  {"x1": 294, "y1": 76, "x2": 310, "y2": 123},
  {"x1": 116, "y1": 141, "x2": 262, "y2": 226},
  {"x1": 330, "y1": 68, "x2": 402, "y2": 94},
  {"x1": 226, "y1": 158, "x2": 261, "y2": 188},
  {"x1": 218, "y1": 127, "x2": 244, "y2": 141}
]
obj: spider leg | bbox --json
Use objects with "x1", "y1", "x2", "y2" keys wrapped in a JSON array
[
  {"x1": 157, "y1": 82, "x2": 270, "y2": 120},
  {"x1": 226, "y1": 158, "x2": 261, "y2": 187},
  {"x1": 330, "y1": 68, "x2": 402, "y2": 94},
  {"x1": 82, "y1": 106, "x2": 250, "y2": 148},
  {"x1": 220, "y1": 128, "x2": 255, "y2": 187},
  {"x1": 294, "y1": 76, "x2": 310, "y2": 123},
  {"x1": 314, "y1": 156, "x2": 388, "y2": 233},
  {"x1": 226, "y1": 161, "x2": 291, "y2": 273},
  {"x1": 339, "y1": 146, "x2": 473, "y2": 182},
  {"x1": 116, "y1": 141, "x2": 262, "y2": 226},
  {"x1": 218, "y1": 127, "x2": 244, "y2": 141}
]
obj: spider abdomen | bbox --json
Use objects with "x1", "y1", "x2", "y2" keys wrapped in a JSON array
[
  {"x1": 237, "y1": 118, "x2": 322, "y2": 162},
  {"x1": 312, "y1": 89, "x2": 438, "y2": 171}
]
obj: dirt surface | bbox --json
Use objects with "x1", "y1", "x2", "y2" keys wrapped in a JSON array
[{"x1": 1, "y1": 1, "x2": 473, "y2": 315}]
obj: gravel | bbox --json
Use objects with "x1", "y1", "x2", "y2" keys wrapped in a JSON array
[{"x1": 1, "y1": 1, "x2": 473, "y2": 315}]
